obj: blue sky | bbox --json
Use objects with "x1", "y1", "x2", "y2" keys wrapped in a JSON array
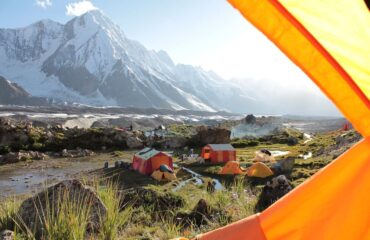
[{"x1": 0, "y1": 1, "x2": 302, "y2": 79}]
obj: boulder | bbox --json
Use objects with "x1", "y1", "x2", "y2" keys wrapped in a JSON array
[
  {"x1": 273, "y1": 157, "x2": 295, "y2": 173},
  {"x1": 335, "y1": 131, "x2": 362, "y2": 147},
  {"x1": 165, "y1": 136, "x2": 187, "y2": 149},
  {"x1": 17, "y1": 180, "x2": 107, "y2": 235},
  {"x1": 190, "y1": 126, "x2": 231, "y2": 146},
  {"x1": 60, "y1": 148, "x2": 94, "y2": 158},
  {"x1": 28, "y1": 151, "x2": 46, "y2": 160},
  {"x1": 255, "y1": 175, "x2": 292, "y2": 211},
  {"x1": 126, "y1": 136, "x2": 143, "y2": 149},
  {"x1": 120, "y1": 188, "x2": 184, "y2": 212},
  {"x1": 245, "y1": 114, "x2": 257, "y2": 124},
  {"x1": 175, "y1": 199, "x2": 229, "y2": 227},
  {"x1": 0, "y1": 230, "x2": 14, "y2": 240},
  {"x1": 0, "y1": 152, "x2": 30, "y2": 164},
  {"x1": 61, "y1": 148, "x2": 69, "y2": 157}
]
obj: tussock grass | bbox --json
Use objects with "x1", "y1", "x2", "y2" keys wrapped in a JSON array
[
  {"x1": 40, "y1": 190, "x2": 92, "y2": 240},
  {"x1": 158, "y1": 217, "x2": 183, "y2": 239},
  {"x1": 0, "y1": 197, "x2": 19, "y2": 231},
  {"x1": 97, "y1": 182, "x2": 132, "y2": 240}
]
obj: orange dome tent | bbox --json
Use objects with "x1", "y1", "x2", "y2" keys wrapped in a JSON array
[
  {"x1": 219, "y1": 161, "x2": 245, "y2": 175},
  {"x1": 246, "y1": 162, "x2": 274, "y2": 178},
  {"x1": 196, "y1": 0, "x2": 370, "y2": 240}
]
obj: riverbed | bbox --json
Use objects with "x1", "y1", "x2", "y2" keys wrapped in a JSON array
[{"x1": 0, "y1": 153, "x2": 130, "y2": 200}]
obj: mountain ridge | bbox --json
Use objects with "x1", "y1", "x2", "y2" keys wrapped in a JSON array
[
  {"x1": 0, "y1": 10, "x2": 341, "y2": 116},
  {"x1": 0, "y1": 76, "x2": 49, "y2": 106},
  {"x1": 0, "y1": 10, "x2": 255, "y2": 112}
]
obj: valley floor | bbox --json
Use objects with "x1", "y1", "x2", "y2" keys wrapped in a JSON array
[{"x1": 0, "y1": 129, "x2": 361, "y2": 239}]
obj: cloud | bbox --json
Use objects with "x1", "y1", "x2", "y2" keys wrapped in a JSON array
[
  {"x1": 66, "y1": 0, "x2": 98, "y2": 16},
  {"x1": 36, "y1": 0, "x2": 52, "y2": 9}
]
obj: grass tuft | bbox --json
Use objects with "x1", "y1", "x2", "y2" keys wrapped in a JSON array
[{"x1": 97, "y1": 182, "x2": 132, "y2": 240}]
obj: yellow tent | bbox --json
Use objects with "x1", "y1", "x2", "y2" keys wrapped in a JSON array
[
  {"x1": 246, "y1": 162, "x2": 274, "y2": 178},
  {"x1": 219, "y1": 161, "x2": 245, "y2": 175},
  {"x1": 151, "y1": 170, "x2": 177, "y2": 181},
  {"x1": 197, "y1": 0, "x2": 370, "y2": 239}
]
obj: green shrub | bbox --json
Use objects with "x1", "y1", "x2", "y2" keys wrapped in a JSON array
[
  {"x1": 31, "y1": 142, "x2": 44, "y2": 151},
  {"x1": 0, "y1": 145, "x2": 11, "y2": 154},
  {"x1": 231, "y1": 139, "x2": 259, "y2": 148}
]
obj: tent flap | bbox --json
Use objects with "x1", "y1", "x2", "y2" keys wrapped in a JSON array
[
  {"x1": 228, "y1": 0, "x2": 370, "y2": 137},
  {"x1": 196, "y1": 0, "x2": 370, "y2": 239}
]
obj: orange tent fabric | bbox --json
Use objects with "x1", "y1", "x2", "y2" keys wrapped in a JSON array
[
  {"x1": 132, "y1": 148, "x2": 173, "y2": 175},
  {"x1": 197, "y1": 0, "x2": 370, "y2": 239},
  {"x1": 219, "y1": 161, "x2": 245, "y2": 175}
]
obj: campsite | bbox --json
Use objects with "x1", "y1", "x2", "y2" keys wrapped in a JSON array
[
  {"x1": 0, "y1": 112, "x2": 361, "y2": 239},
  {"x1": 0, "y1": 0, "x2": 368, "y2": 239}
]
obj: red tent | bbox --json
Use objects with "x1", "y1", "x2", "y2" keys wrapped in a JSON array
[
  {"x1": 132, "y1": 148, "x2": 173, "y2": 175},
  {"x1": 201, "y1": 144, "x2": 236, "y2": 163}
]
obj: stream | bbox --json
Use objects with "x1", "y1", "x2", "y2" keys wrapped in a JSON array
[
  {"x1": 303, "y1": 133, "x2": 313, "y2": 144},
  {"x1": 299, "y1": 152, "x2": 313, "y2": 160},
  {"x1": 173, "y1": 166, "x2": 224, "y2": 192},
  {"x1": 270, "y1": 150, "x2": 290, "y2": 157}
]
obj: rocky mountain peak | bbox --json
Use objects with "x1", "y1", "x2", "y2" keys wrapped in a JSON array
[{"x1": 0, "y1": 12, "x2": 254, "y2": 112}]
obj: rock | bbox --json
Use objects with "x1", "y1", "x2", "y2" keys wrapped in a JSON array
[
  {"x1": 0, "y1": 151, "x2": 46, "y2": 164},
  {"x1": 114, "y1": 160, "x2": 123, "y2": 168},
  {"x1": 255, "y1": 175, "x2": 292, "y2": 211},
  {"x1": 245, "y1": 114, "x2": 257, "y2": 124},
  {"x1": 60, "y1": 148, "x2": 94, "y2": 158},
  {"x1": 190, "y1": 126, "x2": 231, "y2": 146},
  {"x1": 273, "y1": 157, "x2": 295, "y2": 173},
  {"x1": 17, "y1": 180, "x2": 107, "y2": 235},
  {"x1": 61, "y1": 148, "x2": 69, "y2": 157},
  {"x1": 206, "y1": 181, "x2": 216, "y2": 193},
  {"x1": 120, "y1": 188, "x2": 184, "y2": 212},
  {"x1": 104, "y1": 162, "x2": 109, "y2": 169},
  {"x1": 0, "y1": 230, "x2": 14, "y2": 240},
  {"x1": 1, "y1": 152, "x2": 28, "y2": 164},
  {"x1": 314, "y1": 147, "x2": 325, "y2": 156},
  {"x1": 120, "y1": 162, "x2": 131, "y2": 170},
  {"x1": 175, "y1": 199, "x2": 228, "y2": 227},
  {"x1": 335, "y1": 131, "x2": 362, "y2": 147},
  {"x1": 126, "y1": 136, "x2": 143, "y2": 149},
  {"x1": 165, "y1": 136, "x2": 187, "y2": 149},
  {"x1": 29, "y1": 151, "x2": 46, "y2": 160},
  {"x1": 286, "y1": 136, "x2": 299, "y2": 146}
]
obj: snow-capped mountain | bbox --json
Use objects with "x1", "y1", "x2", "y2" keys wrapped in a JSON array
[{"x1": 0, "y1": 10, "x2": 252, "y2": 112}]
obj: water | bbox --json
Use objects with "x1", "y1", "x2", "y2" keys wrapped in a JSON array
[
  {"x1": 299, "y1": 152, "x2": 313, "y2": 160},
  {"x1": 270, "y1": 151, "x2": 290, "y2": 157},
  {"x1": 173, "y1": 167, "x2": 224, "y2": 192},
  {"x1": 0, "y1": 158, "x2": 115, "y2": 199},
  {"x1": 303, "y1": 133, "x2": 313, "y2": 144}
]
